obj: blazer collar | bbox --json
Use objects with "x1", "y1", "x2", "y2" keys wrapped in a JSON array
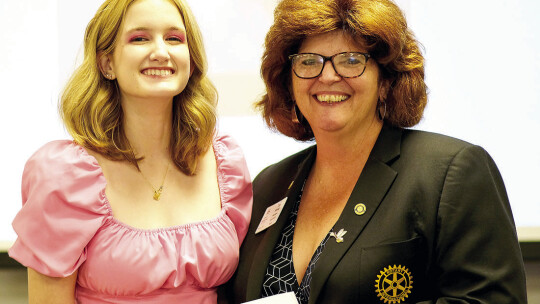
[
  {"x1": 369, "y1": 123, "x2": 402, "y2": 163},
  {"x1": 309, "y1": 124, "x2": 402, "y2": 303}
]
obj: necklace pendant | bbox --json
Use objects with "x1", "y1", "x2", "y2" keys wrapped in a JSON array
[{"x1": 153, "y1": 186, "x2": 163, "y2": 201}]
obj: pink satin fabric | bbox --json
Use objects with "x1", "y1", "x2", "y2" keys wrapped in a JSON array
[{"x1": 9, "y1": 134, "x2": 252, "y2": 303}]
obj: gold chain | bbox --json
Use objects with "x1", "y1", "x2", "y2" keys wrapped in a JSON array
[{"x1": 139, "y1": 162, "x2": 170, "y2": 201}]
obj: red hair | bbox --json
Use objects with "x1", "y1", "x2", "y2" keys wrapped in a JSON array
[{"x1": 257, "y1": 0, "x2": 427, "y2": 140}]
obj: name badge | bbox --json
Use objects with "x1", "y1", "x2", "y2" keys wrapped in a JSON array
[
  {"x1": 242, "y1": 292, "x2": 299, "y2": 304},
  {"x1": 255, "y1": 197, "x2": 287, "y2": 234}
]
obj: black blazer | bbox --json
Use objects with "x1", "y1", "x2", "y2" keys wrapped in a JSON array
[{"x1": 228, "y1": 125, "x2": 527, "y2": 303}]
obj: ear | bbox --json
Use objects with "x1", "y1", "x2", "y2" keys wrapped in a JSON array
[
  {"x1": 378, "y1": 78, "x2": 391, "y2": 101},
  {"x1": 287, "y1": 72, "x2": 295, "y2": 102},
  {"x1": 189, "y1": 58, "x2": 195, "y2": 77},
  {"x1": 98, "y1": 52, "x2": 116, "y2": 80}
]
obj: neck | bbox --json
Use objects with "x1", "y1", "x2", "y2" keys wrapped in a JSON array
[
  {"x1": 313, "y1": 117, "x2": 383, "y2": 172},
  {"x1": 121, "y1": 96, "x2": 174, "y2": 159}
]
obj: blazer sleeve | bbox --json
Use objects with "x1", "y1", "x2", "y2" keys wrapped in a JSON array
[{"x1": 433, "y1": 145, "x2": 527, "y2": 303}]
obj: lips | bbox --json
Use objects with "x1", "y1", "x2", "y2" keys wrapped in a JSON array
[
  {"x1": 141, "y1": 68, "x2": 175, "y2": 76},
  {"x1": 315, "y1": 94, "x2": 349, "y2": 103}
]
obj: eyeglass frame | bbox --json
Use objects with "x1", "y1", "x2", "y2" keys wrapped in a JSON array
[{"x1": 288, "y1": 52, "x2": 371, "y2": 79}]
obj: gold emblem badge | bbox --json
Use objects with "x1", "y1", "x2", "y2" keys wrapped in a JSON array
[
  {"x1": 375, "y1": 265, "x2": 413, "y2": 303},
  {"x1": 354, "y1": 203, "x2": 366, "y2": 215}
]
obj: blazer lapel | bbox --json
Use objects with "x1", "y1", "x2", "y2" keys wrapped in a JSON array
[
  {"x1": 309, "y1": 125, "x2": 401, "y2": 303},
  {"x1": 245, "y1": 147, "x2": 317, "y2": 300}
]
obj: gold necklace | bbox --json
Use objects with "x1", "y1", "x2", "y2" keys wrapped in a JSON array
[{"x1": 139, "y1": 162, "x2": 170, "y2": 201}]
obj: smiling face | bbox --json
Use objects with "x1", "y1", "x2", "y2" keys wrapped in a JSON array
[
  {"x1": 100, "y1": 0, "x2": 192, "y2": 103},
  {"x1": 292, "y1": 30, "x2": 385, "y2": 138}
]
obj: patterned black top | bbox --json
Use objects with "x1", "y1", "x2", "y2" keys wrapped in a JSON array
[{"x1": 261, "y1": 190, "x2": 332, "y2": 304}]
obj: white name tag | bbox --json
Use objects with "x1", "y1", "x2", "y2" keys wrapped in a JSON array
[
  {"x1": 255, "y1": 197, "x2": 288, "y2": 234},
  {"x1": 242, "y1": 292, "x2": 299, "y2": 304}
]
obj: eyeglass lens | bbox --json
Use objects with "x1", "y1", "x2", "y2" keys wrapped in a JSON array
[{"x1": 291, "y1": 53, "x2": 368, "y2": 79}]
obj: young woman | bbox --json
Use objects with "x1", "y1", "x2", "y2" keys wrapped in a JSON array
[{"x1": 9, "y1": 0, "x2": 252, "y2": 303}]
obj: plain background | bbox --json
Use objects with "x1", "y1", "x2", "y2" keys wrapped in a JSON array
[{"x1": 1, "y1": 0, "x2": 539, "y2": 247}]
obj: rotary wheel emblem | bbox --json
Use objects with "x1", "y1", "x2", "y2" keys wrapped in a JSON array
[{"x1": 375, "y1": 265, "x2": 413, "y2": 303}]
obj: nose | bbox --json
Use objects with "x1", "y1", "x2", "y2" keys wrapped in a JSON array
[
  {"x1": 318, "y1": 61, "x2": 341, "y2": 83},
  {"x1": 149, "y1": 40, "x2": 170, "y2": 62}
]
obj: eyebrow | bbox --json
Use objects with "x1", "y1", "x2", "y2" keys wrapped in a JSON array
[{"x1": 125, "y1": 26, "x2": 186, "y2": 33}]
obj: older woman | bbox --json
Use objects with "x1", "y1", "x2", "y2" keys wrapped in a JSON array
[
  {"x1": 227, "y1": 0, "x2": 526, "y2": 303},
  {"x1": 9, "y1": 0, "x2": 252, "y2": 303}
]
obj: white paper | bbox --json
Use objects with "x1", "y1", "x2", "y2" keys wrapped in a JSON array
[{"x1": 241, "y1": 292, "x2": 299, "y2": 304}]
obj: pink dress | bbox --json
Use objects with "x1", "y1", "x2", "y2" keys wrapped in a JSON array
[{"x1": 9, "y1": 134, "x2": 253, "y2": 303}]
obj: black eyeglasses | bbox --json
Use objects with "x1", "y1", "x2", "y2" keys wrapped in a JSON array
[{"x1": 288, "y1": 52, "x2": 371, "y2": 79}]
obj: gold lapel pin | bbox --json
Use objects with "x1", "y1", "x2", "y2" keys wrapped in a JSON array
[
  {"x1": 354, "y1": 203, "x2": 366, "y2": 215},
  {"x1": 288, "y1": 180, "x2": 294, "y2": 189}
]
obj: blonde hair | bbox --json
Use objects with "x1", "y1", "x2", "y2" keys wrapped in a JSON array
[
  {"x1": 60, "y1": 0, "x2": 216, "y2": 175},
  {"x1": 258, "y1": 0, "x2": 427, "y2": 141}
]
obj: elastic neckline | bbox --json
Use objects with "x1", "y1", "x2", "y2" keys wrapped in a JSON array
[{"x1": 74, "y1": 136, "x2": 233, "y2": 234}]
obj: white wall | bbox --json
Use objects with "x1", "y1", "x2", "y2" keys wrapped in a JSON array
[
  {"x1": 406, "y1": 0, "x2": 540, "y2": 239},
  {"x1": 1, "y1": 0, "x2": 539, "y2": 246}
]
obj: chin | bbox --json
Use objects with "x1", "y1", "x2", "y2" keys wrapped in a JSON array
[
  {"x1": 315, "y1": 123, "x2": 347, "y2": 133},
  {"x1": 144, "y1": 86, "x2": 184, "y2": 97}
]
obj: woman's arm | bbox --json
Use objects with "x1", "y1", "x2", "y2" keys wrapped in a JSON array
[
  {"x1": 434, "y1": 145, "x2": 527, "y2": 303},
  {"x1": 28, "y1": 268, "x2": 78, "y2": 304}
]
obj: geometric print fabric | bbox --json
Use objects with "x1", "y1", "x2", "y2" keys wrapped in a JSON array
[{"x1": 262, "y1": 189, "x2": 331, "y2": 304}]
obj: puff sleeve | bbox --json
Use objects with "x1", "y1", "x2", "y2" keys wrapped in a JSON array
[
  {"x1": 9, "y1": 141, "x2": 109, "y2": 277},
  {"x1": 214, "y1": 134, "x2": 253, "y2": 245}
]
